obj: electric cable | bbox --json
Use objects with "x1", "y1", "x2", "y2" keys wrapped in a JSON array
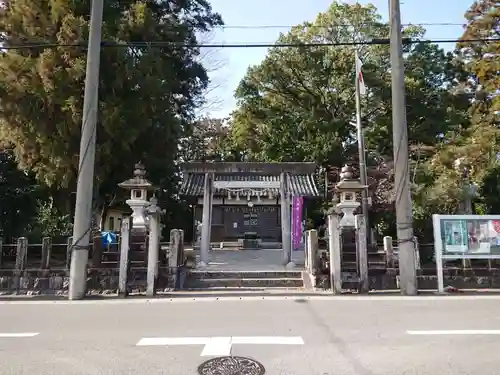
[{"x1": 0, "y1": 37, "x2": 498, "y2": 50}]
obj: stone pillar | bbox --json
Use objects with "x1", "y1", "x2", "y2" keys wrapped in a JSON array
[
  {"x1": 208, "y1": 182, "x2": 213, "y2": 244},
  {"x1": 199, "y1": 172, "x2": 213, "y2": 267},
  {"x1": 118, "y1": 217, "x2": 132, "y2": 297},
  {"x1": 13, "y1": 237, "x2": 27, "y2": 294},
  {"x1": 355, "y1": 214, "x2": 369, "y2": 293},
  {"x1": 41, "y1": 237, "x2": 52, "y2": 269},
  {"x1": 196, "y1": 222, "x2": 202, "y2": 251},
  {"x1": 146, "y1": 198, "x2": 162, "y2": 297},
  {"x1": 413, "y1": 236, "x2": 421, "y2": 270},
  {"x1": 280, "y1": 172, "x2": 292, "y2": 266},
  {"x1": 169, "y1": 229, "x2": 185, "y2": 289},
  {"x1": 383, "y1": 236, "x2": 394, "y2": 267},
  {"x1": 305, "y1": 229, "x2": 318, "y2": 274},
  {"x1": 305, "y1": 230, "x2": 311, "y2": 272},
  {"x1": 327, "y1": 212, "x2": 342, "y2": 295},
  {"x1": 169, "y1": 229, "x2": 180, "y2": 269}
]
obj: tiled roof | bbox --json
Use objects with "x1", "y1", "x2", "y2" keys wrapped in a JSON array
[{"x1": 180, "y1": 173, "x2": 320, "y2": 197}]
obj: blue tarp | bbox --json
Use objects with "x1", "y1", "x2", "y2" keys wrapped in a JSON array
[{"x1": 100, "y1": 231, "x2": 117, "y2": 247}]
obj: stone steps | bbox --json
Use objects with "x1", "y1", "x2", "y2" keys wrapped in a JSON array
[
  {"x1": 340, "y1": 242, "x2": 387, "y2": 274},
  {"x1": 188, "y1": 271, "x2": 302, "y2": 279},
  {"x1": 184, "y1": 270, "x2": 305, "y2": 290},
  {"x1": 183, "y1": 287, "x2": 304, "y2": 292}
]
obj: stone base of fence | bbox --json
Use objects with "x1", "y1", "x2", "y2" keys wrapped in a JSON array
[
  {"x1": 314, "y1": 268, "x2": 500, "y2": 291},
  {"x1": 2, "y1": 265, "x2": 500, "y2": 296},
  {"x1": 0, "y1": 266, "x2": 179, "y2": 296}
]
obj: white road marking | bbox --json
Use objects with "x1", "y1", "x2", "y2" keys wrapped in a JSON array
[
  {"x1": 136, "y1": 337, "x2": 209, "y2": 346},
  {"x1": 200, "y1": 337, "x2": 232, "y2": 356},
  {"x1": 232, "y1": 336, "x2": 304, "y2": 345},
  {"x1": 407, "y1": 330, "x2": 500, "y2": 335},
  {"x1": 136, "y1": 336, "x2": 304, "y2": 356},
  {"x1": 0, "y1": 333, "x2": 39, "y2": 338}
]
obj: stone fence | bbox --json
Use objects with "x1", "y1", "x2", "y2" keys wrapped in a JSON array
[
  {"x1": 0, "y1": 229, "x2": 186, "y2": 297},
  {"x1": 306, "y1": 229, "x2": 500, "y2": 291}
]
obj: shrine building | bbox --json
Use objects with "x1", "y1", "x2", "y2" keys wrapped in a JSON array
[{"x1": 180, "y1": 162, "x2": 320, "y2": 254}]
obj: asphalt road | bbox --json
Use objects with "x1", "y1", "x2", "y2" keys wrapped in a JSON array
[{"x1": 1, "y1": 295, "x2": 499, "y2": 374}]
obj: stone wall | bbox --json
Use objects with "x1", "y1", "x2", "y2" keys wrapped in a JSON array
[
  {"x1": 314, "y1": 267, "x2": 500, "y2": 291},
  {"x1": 0, "y1": 266, "x2": 177, "y2": 296}
]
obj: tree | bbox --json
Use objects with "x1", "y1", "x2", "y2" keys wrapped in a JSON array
[
  {"x1": 0, "y1": 147, "x2": 39, "y2": 241},
  {"x1": 229, "y1": 2, "x2": 467, "y2": 236},
  {"x1": 0, "y1": 0, "x2": 223, "y2": 222},
  {"x1": 231, "y1": 3, "x2": 466, "y2": 162},
  {"x1": 415, "y1": 0, "x2": 500, "y2": 223},
  {"x1": 179, "y1": 117, "x2": 246, "y2": 162},
  {"x1": 459, "y1": 0, "x2": 499, "y2": 117},
  {"x1": 195, "y1": 31, "x2": 228, "y2": 114},
  {"x1": 28, "y1": 199, "x2": 73, "y2": 240}
]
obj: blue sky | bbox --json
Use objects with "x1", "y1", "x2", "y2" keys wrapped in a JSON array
[{"x1": 201, "y1": 0, "x2": 473, "y2": 118}]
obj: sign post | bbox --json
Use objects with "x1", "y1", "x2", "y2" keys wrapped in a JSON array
[{"x1": 433, "y1": 214, "x2": 500, "y2": 292}]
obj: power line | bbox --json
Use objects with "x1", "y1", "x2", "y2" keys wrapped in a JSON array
[
  {"x1": 217, "y1": 22, "x2": 465, "y2": 29},
  {"x1": 1, "y1": 37, "x2": 498, "y2": 50}
]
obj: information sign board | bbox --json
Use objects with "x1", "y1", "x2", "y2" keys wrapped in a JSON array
[{"x1": 432, "y1": 214, "x2": 500, "y2": 292}]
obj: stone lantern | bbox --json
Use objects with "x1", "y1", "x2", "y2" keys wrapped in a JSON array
[
  {"x1": 118, "y1": 162, "x2": 155, "y2": 231},
  {"x1": 335, "y1": 165, "x2": 367, "y2": 228}
]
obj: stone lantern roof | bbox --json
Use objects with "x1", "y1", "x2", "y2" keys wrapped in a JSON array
[
  {"x1": 118, "y1": 162, "x2": 155, "y2": 190},
  {"x1": 335, "y1": 165, "x2": 366, "y2": 192}
]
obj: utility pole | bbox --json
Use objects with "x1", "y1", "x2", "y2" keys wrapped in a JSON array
[
  {"x1": 68, "y1": 0, "x2": 104, "y2": 300},
  {"x1": 354, "y1": 50, "x2": 370, "y2": 243},
  {"x1": 388, "y1": 0, "x2": 417, "y2": 295}
]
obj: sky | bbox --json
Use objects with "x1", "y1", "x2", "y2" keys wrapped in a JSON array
[{"x1": 199, "y1": 0, "x2": 473, "y2": 119}]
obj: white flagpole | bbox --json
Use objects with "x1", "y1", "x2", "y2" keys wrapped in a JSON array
[{"x1": 355, "y1": 49, "x2": 370, "y2": 241}]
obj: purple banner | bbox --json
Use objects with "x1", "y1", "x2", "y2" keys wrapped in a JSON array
[{"x1": 292, "y1": 196, "x2": 304, "y2": 250}]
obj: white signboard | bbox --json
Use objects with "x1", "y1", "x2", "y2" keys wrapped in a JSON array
[{"x1": 432, "y1": 214, "x2": 500, "y2": 292}]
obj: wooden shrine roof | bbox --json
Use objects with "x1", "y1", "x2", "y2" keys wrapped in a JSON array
[
  {"x1": 181, "y1": 162, "x2": 317, "y2": 174},
  {"x1": 180, "y1": 172, "x2": 320, "y2": 198}
]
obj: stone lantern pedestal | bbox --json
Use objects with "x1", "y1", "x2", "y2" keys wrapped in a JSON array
[
  {"x1": 117, "y1": 162, "x2": 162, "y2": 297},
  {"x1": 327, "y1": 165, "x2": 369, "y2": 294}
]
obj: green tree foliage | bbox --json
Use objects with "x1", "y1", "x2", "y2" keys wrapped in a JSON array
[
  {"x1": 229, "y1": 2, "x2": 468, "y2": 237},
  {"x1": 479, "y1": 165, "x2": 500, "y2": 213},
  {"x1": 416, "y1": 0, "x2": 500, "y2": 223},
  {"x1": 231, "y1": 2, "x2": 466, "y2": 164},
  {"x1": 0, "y1": 148, "x2": 39, "y2": 240},
  {"x1": 179, "y1": 117, "x2": 243, "y2": 162},
  {"x1": 28, "y1": 199, "x2": 73, "y2": 239},
  {"x1": 0, "y1": 0, "x2": 222, "y2": 219}
]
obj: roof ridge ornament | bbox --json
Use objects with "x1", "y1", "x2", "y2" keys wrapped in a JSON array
[
  {"x1": 118, "y1": 161, "x2": 155, "y2": 190},
  {"x1": 134, "y1": 161, "x2": 146, "y2": 178},
  {"x1": 339, "y1": 164, "x2": 354, "y2": 180}
]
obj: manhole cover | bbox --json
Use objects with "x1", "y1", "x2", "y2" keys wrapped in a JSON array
[{"x1": 198, "y1": 356, "x2": 265, "y2": 375}]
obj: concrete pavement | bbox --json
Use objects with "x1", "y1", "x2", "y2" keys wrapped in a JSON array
[{"x1": 0, "y1": 296, "x2": 499, "y2": 374}]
